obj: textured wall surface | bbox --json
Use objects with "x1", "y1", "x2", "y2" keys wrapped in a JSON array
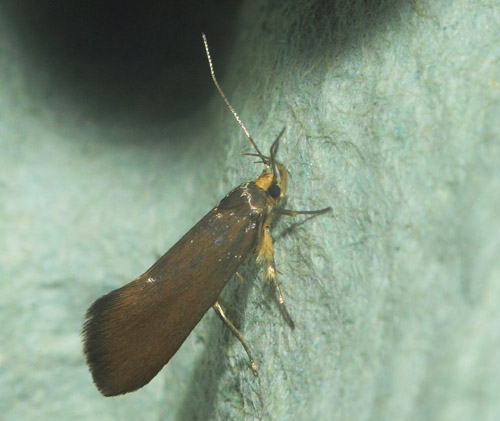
[{"x1": 1, "y1": 1, "x2": 499, "y2": 420}]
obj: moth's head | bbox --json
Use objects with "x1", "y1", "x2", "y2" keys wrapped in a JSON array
[
  {"x1": 254, "y1": 130, "x2": 288, "y2": 206},
  {"x1": 255, "y1": 163, "x2": 288, "y2": 205}
]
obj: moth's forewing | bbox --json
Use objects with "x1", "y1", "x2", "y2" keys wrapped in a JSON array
[{"x1": 82, "y1": 183, "x2": 267, "y2": 396}]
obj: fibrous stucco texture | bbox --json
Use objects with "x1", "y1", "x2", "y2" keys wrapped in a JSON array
[{"x1": 1, "y1": 1, "x2": 499, "y2": 420}]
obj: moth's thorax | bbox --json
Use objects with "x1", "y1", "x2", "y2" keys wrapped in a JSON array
[{"x1": 238, "y1": 182, "x2": 268, "y2": 215}]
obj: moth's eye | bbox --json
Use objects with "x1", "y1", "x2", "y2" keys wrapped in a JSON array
[{"x1": 268, "y1": 183, "x2": 281, "y2": 199}]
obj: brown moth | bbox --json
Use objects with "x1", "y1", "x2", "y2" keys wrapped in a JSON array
[{"x1": 82, "y1": 33, "x2": 330, "y2": 396}]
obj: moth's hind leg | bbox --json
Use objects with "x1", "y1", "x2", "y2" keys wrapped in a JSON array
[{"x1": 213, "y1": 301, "x2": 258, "y2": 375}]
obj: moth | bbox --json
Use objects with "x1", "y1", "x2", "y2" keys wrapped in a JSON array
[{"x1": 82, "y1": 33, "x2": 330, "y2": 396}]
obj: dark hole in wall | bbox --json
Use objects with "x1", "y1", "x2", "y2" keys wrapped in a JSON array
[{"x1": 2, "y1": 1, "x2": 242, "y2": 126}]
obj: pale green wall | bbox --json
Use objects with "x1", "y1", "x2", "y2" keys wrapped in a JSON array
[{"x1": 1, "y1": 1, "x2": 499, "y2": 420}]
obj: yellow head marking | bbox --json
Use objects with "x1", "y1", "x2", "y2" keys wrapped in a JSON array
[{"x1": 255, "y1": 166, "x2": 274, "y2": 192}]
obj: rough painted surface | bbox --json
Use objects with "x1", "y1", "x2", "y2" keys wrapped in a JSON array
[{"x1": 1, "y1": 1, "x2": 499, "y2": 420}]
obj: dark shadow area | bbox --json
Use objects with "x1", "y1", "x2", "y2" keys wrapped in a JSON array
[
  {"x1": 1, "y1": 0, "x2": 242, "y2": 126},
  {"x1": 281, "y1": 0, "x2": 408, "y2": 61}
]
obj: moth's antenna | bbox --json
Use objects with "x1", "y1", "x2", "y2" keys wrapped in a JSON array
[{"x1": 202, "y1": 33, "x2": 266, "y2": 163}]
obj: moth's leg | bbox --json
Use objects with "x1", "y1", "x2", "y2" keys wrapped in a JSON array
[
  {"x1": 253, "y1": 208, "x2": 330, "y2": 329},
  {"x1": 215, "y1": 273, "x2": 245, "y2": 319},
  {"x1": 216, "y1": 296, "x2": 238, "y2": 318},
  {"x1": 267, "y1": 253, "x2": 296, "y2": 329},
  {"x1": 213, "y1": 301, "x2": 258, "y2": 375},
  {"x1": 274, "y1": 206, "x2": 331, "y2": 217},
  {"x1": 257, "y1": 223, "x2": 296, "y2": 329}
]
